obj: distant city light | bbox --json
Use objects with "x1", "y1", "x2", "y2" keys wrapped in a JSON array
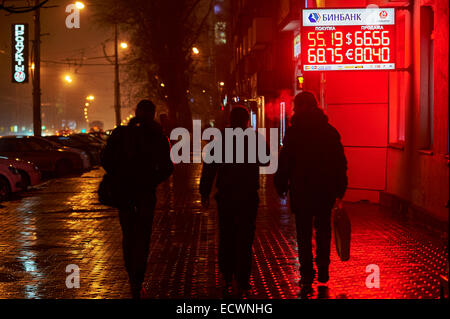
[
  {"x1": 160, "y1": 83, "x2": 165, "y2": 87},
  {"x1": 192, "y1": 47, "x2": 200, "y2": 55},
  {"x1": 120, "y1": 42, "x2": 128, "y2": 49},
  {"x1": 86, "y1": 95, "x2": 95, "y2": 101},
  {"x1": 64, "y1": 74, "x2": 73, "y2": 83},
  {"x1": 75, "y1": 2, "x2": 85, "y2": 9},
  {"x1": 219, "y1": 81, "x2": 225, "y2": 87},
  {"x1": 85, "y1": 103, "x2": 89, "y2": 107},
  {"x1": 31, "y1": 63, "x2": 35, "y2": 70},
  {"x1": 214, "y1": 4, "x2": 222, "y2": 15}
]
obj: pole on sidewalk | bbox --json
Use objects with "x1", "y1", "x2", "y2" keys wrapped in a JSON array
[
  {"x1": 114, "y1": 23, "x2": 121, "y2": 126},
  {"x1": 32, "y1": 0, "x2": 42, "y2": 136}
]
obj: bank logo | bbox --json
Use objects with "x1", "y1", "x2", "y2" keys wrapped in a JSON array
[
  {"x1": 308, "y1": 13, "x2": 321, "y2": 23},
  {"x1": 379, "y1": 10, "x2": 388, "y2": 19}
]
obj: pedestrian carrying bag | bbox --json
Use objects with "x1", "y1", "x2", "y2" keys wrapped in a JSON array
[
  {"x1": 332, "y1": 202, "x2": 351, "y2": 261},
  {"x1": 98, "y1": 173, "x2": 117, "y2": 207}
]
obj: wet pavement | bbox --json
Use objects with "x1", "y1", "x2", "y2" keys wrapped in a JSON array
[{"x1": 0, "y1": 164, "x2": 447, "y2": 299}]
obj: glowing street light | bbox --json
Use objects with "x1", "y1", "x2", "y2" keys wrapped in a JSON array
[
  {"x1": 160, "y1": 83, "x2": 165, "y2": 88},
  {"x1": 120, "y1": 42, "x2": 128, "y2": 49},
  {"x1": 86, "y1": 95, "x2": 95, "y2": 101},
  {"x1": 85, "y1": 102, "x2": 89, "y2": 107},
  {"x1": 219, "y1": 81, "x2": 225, "y2": 87},
  {"x1": 75, "y1": 2, "x2": 85, "y2": 9},
  {"x1": 64, "y1": 74, "x2": 73, "y2": 83},
  {"x1": 192, "y1": 47, "x2": 200, "y2": 55}
]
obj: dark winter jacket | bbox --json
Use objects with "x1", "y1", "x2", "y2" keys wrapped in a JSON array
[
  {"x1": 274, "y1": 107, "x2": 347, "y2": 210},
  {"x1": 101, "y1": 118, "x2": 174, "y2": 198},
  {"x1": 199, "y1": 128, "x2": 267, "y2": 201}
]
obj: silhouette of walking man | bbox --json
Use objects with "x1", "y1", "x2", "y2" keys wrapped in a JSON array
[
  {"x1": 274, "y1": 92, "x2": 347, "y2": 289},
  {"x1": 200, "y1": 106, "x2": 263, "y2": 297},
  {"x1": 101, "y1": 100, "x2": 173, "y2": 298}
]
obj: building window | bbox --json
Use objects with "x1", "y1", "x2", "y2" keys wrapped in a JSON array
[
  {"x1": 419, "y1": 6, "x2": 434, "y2": 150},
  {"x1": 389, "y1": 71, "x2": 407, "y2": 144},
  {"x1": 389, "y1": 12, "x2": 407, "y2": 144},
  {"x1": 215, "y1": 22, "x2": 227, "y2": 45}
]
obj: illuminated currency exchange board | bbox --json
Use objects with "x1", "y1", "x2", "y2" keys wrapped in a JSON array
[{"x1": 301, "y1": 8, "x2": 396, "y2": 71}]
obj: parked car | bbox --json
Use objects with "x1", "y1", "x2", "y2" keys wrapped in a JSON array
[
  {"x1": 71, "y1": 133, "x2": 106, "y2": 148},
  {"x1": 0, "y1": 156, "x2": 41, "y2": 190},
  {"x1": 24, "y1": 136, "x2": 91, "y2": 171},
  {"x1": 89, "y1": 131, "x2": 108, "y2": 143},
  {"x1": 0, "y1": 161, "x2": 21, "y2": 201},
  {"x1": 0, "y1": 136, "x2": 83, "y2": 176},
  {"x1": 46, "y1": 135, "x2": 102, "y2": 166}
]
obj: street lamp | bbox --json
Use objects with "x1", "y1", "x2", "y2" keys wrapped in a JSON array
[
  {"x1": 86, "y1": 95, "x2": 95, "y2": 101},
  {"x1": 219, "y1": 81, "x2": 225, "y2": 87},
  {"x1": 75, "y1": 2, "x2": 85, "y2": 9},
  {"x1": 102, "y1": 25, "x2": 130, "y2": 126},
  {"x1": 192, "y1": 47, "x2": 200, "y2": 55},
  {"x1": 64, "y1": 74, "x2": 73, "y2": 83}
]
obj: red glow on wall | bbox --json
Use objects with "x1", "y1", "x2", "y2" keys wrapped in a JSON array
[{"x1": 264, "y1": 90, "x2": 293, "y2": 134}]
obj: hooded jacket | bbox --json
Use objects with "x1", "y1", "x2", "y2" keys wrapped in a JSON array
[
  {"x1": 274, "y1": 107, "x2": 347, "y2": 210},
  {"x1": 101, "y1": 118, "x2": 173, "y2": 198}
]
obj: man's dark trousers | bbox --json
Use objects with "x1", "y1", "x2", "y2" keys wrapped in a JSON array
[
  {"x1": 118, "y1": 192, "x2": 156, "y2": 289},
  {"x1": 216, "y1": 192, "x2": 259, "y2": 289},
  {"x1": 293, "y1": 198, "x2": 335, "y2": 281}
]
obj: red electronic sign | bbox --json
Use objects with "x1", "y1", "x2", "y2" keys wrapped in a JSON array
[{"x1": 301, "y1": 8, "x2": 396, "y2": 71}]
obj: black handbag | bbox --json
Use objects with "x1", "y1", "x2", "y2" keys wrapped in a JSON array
[
  {"x1": 98, "y1": 173, "x2": 117, "y2": 207},
  {"x1": 332, "y1": 202, "x2": 351, "y2": 261}
]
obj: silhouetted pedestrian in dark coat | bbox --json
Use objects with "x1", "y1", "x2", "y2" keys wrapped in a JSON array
[
  {"x1": 274, "y1": 91, "x2": 347, "y2": 287},
  {"x1": 102, "y1": 100, "x2": 173, "y2": 299},
  {"x1": 200, "y1": 106, "x2": 264, "y2": 297}
]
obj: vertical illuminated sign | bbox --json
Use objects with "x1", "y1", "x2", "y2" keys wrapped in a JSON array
[
  {"x1": 11, "y1": 23, "x2": 29, "y2": 83},
  {"x1": 301, "y1": 8, "x2": 396, "y2": 71},
  {"x1": 294, "y1": 34, "x2": 301, "y2": 58},
  {"x1": 280, "y1": 102, "x2": 286, "y2": 145}
]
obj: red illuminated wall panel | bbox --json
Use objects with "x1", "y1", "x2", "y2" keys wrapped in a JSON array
[
  {"x1": 325, "y1": 72, "x2": 389, "y2": 202},
  {"x1": 344, "y1": 147, "x2": 387, "y2": 191},
  {"x1": 327, "y1": 104, "x2": 388, "y2": 147},
  {"x1": 326, "y1": 71, "x2": 389, "y2": 104}
]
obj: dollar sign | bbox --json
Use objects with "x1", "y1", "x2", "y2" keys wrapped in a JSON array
[{"x1": 346, "y1": 33, "x2": 352, "y2": 45}]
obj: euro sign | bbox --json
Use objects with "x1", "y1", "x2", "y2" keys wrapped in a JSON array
[
  {"x1": 346, "y1": 33, "x2": 352, "y2": 45},
  {"x1": 346, "y1": 49, "x2": 354, "y2": 60}
]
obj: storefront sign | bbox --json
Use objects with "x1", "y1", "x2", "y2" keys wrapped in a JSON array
[
  {"x1": 294, "y1": 34, "x2": 301, "y2": 58},
  {"x1": 11, "y1": 23, "x2": 29, "y2": 83},
  {"x1": 301, "y1": 8, "x2": 396, "y2": 71}
]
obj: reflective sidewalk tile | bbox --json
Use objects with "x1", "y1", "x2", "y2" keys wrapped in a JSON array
[{"x1": 0, "y1": 164, "x2": 447, "y2": 299}]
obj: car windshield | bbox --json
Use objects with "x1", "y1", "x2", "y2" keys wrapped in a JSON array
[
  {"x1": 48, "y1": 136, "x2": 81, "y2": 148},
  {"x1": 29, "y1": 138, "x2": 55, "y2": 150},
  {"x1": 21, "y1": 139, "x2": 47, "y2": 151}
]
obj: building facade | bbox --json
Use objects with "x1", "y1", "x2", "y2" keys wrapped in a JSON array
[{"x1": 226, "y1": 0, "x2": 448, "y2": 221}]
